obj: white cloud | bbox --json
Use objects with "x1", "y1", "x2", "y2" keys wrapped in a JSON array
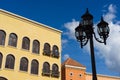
[
  {"x1": 95, "y1": 4, "x2": 120, "y2": 72},
  {"x1": 64, "y1": 19, "x2": 79, "y2": 39},
  {"x1": 62, "y1": 39, "x2": 68, "y2": 44},
  {"x1": 103, "y1": 4, "x2": 116, "y2": 22},
  {"x1": 62, "y1": 39, "x2": 68, "y2": 49},
  {"x1": 63, "y1": 4, "x2": 120, "y2": 72},
  {"x1": 63, "y1": 54, "x2": 70, "y2": 60}
]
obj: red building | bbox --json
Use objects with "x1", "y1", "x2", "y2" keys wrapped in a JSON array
[
  {"x1": 61, "y1": 58, "x2": 120, "y2": 80},
  {"x1": 61, "y1": 58, "x2": 86, "y2": 80}
]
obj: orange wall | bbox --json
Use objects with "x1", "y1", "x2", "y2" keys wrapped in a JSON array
[{"x1": 65, "y1": 67, "x2": 86, "y2": 80}]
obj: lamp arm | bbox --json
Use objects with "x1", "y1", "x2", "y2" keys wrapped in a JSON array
[
  {"x1": 93, "y1": 32, "x2": 104, "y2": 43},
  {"x1": 81, "y1": 39, "x2": 89, "y2": 48}
]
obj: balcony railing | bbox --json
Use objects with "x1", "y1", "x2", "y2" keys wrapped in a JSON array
[
  {"x1": 43, "y1": 50, "x2": 51, "y2": 56},
  {"x1": 52, "y1": 52, "x2": 59, "y2": 58},
  {"x1": 42, "y1": 69, "x2": 60, "y2": 78},
  {"x1": 42, "y1": 69, "x2": 50, "y2": 76},
  {"x1": 51, "y1": 71, "x2": 60, "y2": 78}
]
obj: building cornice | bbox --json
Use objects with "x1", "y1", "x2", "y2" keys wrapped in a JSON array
[
  {"x1": 0, "y1": 9, "x2": 62, "y2": 33},
  {"x1": 86, "y1": 72, "x2": 120, "y2": 79},
  {"x1": 65, "y1": 65, "x2": 86, "y2": 70}
]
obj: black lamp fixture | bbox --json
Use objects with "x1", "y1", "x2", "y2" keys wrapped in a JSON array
[{"x1": 75, "y1": 8, "x2": 109, "y2": 80}]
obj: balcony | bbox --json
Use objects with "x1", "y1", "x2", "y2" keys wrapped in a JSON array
[
  {"x1": 42, "y1": 69, "x2": 50, "y2": 76},
  {"x1": 52, "y1": 52, "x2": 59, "y2": 58},
  {"x1": 43, "y1": 50, "x2": 51, "y2": 56},
  {"x1": 51, "y1": 71, "x2": 60, "y2": 78}
]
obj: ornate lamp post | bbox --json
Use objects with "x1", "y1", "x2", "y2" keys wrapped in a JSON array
[{"x1": 75, "y1": 8, "x2": 110, "y2": 80}]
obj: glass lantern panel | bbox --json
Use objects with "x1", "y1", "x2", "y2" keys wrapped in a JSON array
[
  {"x1": 83, "y1": 32, "x2": 86, "y2": 37},
  {"x1": 75, "y1": 32, "x2": 79, "y2": 37},
  {"x1": 106, "y1": 26, "x2": 109, "y2": 33},
  {"x1": 97, "y1": 27, "x2": 102, "y2": 35},
  {"x1": 83, "y1": 20, "x2": 92, "y2": 26},
  {"x1": 83, "y1": 20, "x2": 89, "y2": 25}
]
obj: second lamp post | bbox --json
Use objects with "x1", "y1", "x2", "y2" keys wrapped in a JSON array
[{"x1": 75, "y1": 8, "x2": 110, "y2": 80}]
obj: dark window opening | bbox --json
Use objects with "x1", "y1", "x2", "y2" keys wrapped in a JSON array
[
  {"x1": 0, "y1": 77, "x2": 8, "y2": 80},
  {"x1": 5, "y1": 54, "x2": 15, "y2": 69},
  {"x1": 51, "y1": 64, "x2": 59, "y2": 78},
  {"x1": 43, "y1": 43, "x2": 51, "y2": 56},
  {"x1": 32, "y1": 40, "x2": 40, "y2": 54},
  {"x1": 8, "y1": 33, "x2": 17, "y2": 47},
  {"x1": 22, "y1": 37, "x2": 30, "y2": 50},
  {"x1": 52, "y1": 45, "x2": 59, "y2": 58},
  {"x1": 31, "y1": 59, "x2": 39, "y2": 75},
  {"x1": 42, "y1": 62, "x2": 50, "y2": 76},
  {"x1": 0, "y1": 53, "x2": 3, "y2": 68},
  {"x1": 0, "y1": 30, "x2": 6, "y2": 46},
  {"x1": 20, "y1": 57, "x2": 28, "y2": 71}
]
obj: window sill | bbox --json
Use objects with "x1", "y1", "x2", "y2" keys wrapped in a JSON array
[
  {"x1": 4, "y1": 68, "x2": 14, "y2": 71},
  {"x1": 0, "y1": 45, "x2": 5, "y2": 47},
  {"x1": 31, "y1": 52, "x2": 40, "y2": 56},
  {"x1": 19, "y1": 70, "x2": 28, "y2": 73},
  {"x1": 21, "y1": 49, "x2": 30, "y2": 52},
  {"x1": 7, "y1": 45, "x2": 17, "y2": 49},
  {"x1": 30, "y1": 73, "x2": 39, "y2": 76}
]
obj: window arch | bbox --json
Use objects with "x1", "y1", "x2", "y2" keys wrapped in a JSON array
[
  {"x1": 51, "y1": 64, "x2": 59, "y2": 77},
  {"x1": 20, "y1": 57, "x2": 28, "y2": 71},
  {"x1": 42, "y1": 62, "x2": 50, "y2": 76},
  {"x1": 22, "y1": 37, "x2": 30, "y2": 50},
  {"x1": 52, "y1": 45, "x2": 59, "y2": 58},
  {"x1": 32, "y1": 40, "x2": 40, "y2": 54},
  {"x1": 31, "y1": 59, "x2": 39, "y2": 75},
  {"x1": 5, "y1": 54, "x2": 15, "y2": 69},
  {"x1": 0, "y1": 52, "x2": 3, "y2": 68},
  {"x1": 0, "y1": 30, "x2": 6, "y2": 46},
  {"x1": 52, "y1": 64, "x2": 59, "y2": 72},
  {"x1": 0, "y1": 77, "x2": 8, "y2": 80},
  {"x1": 43, "y1": 43, "x2": 51, "y2": 56},
  {"x1": 8, "y1": 33, "x2": 17, "y2": 47}
]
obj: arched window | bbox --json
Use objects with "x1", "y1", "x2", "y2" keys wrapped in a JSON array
[
  {"x1": 20, "y1": 57, "x2": 28, "y2": 71},
  {"x1": 32, "y1": 40, "x2": 40, "y2": 54},
  {"x1": 52, "y1": 45, "x2": 59, "y2": 58},
  {"x1": 0, "y1": 30, "x2": 6, "y2": 46},
  {"x1": 0, "y1": 53, "x2": 3, "y2": 68},
  {"x1": 5, "y1": 54, "x2": 15, "y2": 69},
  {"x1": 43, "y1": 43, "x2": 51, "y2": 56},
  {"x1": 51, "y1": 64, "x2": 59, "y2": 77},
  {"x1": 8, "y1": 33, "x2": 17, "y2": 47},
  {"x1": 22, "y1": 37, "x2": 30, "y2": 50},
  {"x1": 0, "y1": 77, "x2": 8, "y2": 80},
  {"x1": 42, "y1": 62, "x2": 50, "y2": 76},
  {"x1": 31, "y1": 59, "x2": 39, "y2": 75}
]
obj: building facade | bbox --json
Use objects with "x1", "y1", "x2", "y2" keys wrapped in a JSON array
[
  {"x1": 0, "y1": 9, "x2": 62, "y2": 80},
  {"x1": 62, "y1": 58, "x2": 120, "y2": 80},
  {"x1": 61, "y1": 58, "x2": 86, "y2": 80}
]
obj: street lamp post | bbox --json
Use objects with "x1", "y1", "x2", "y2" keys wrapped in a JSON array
[{"x1": 75, "y1": 8, "x2": 110, "y2": 80}]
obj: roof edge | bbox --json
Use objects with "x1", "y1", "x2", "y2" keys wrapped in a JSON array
[{"x1": 0, "y1": 9, "x2": 62, "y2": 33}]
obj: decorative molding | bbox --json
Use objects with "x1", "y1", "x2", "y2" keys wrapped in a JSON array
[{"x1": 65, "y1": 65, "x2": 86, "y2": 70}]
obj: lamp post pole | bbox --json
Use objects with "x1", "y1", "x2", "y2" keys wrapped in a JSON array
[
  {"x1": 75, "y1": 8, "x2": 109, "y2": 80},
  {"x1": 90, "y1": 34, "x2": 97, "y2": 80}
]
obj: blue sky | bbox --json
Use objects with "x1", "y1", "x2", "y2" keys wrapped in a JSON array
[{"x1": 0, "y1": 0, "x2": 120, "y2": 77}]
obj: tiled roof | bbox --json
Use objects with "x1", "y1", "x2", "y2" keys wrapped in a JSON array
[{"x1": 62, "y1": 58, "x2": 86, "y2": 68}]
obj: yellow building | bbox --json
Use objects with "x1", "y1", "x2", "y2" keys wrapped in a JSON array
[{"x1": 0, "y1": 9, "x2": 62, "y2": 80}]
